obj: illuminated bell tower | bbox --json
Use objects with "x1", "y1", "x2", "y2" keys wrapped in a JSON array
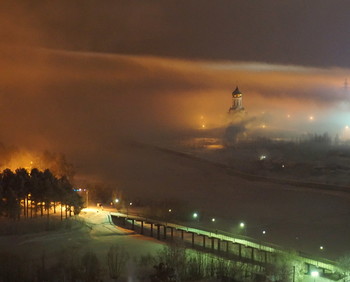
[{"x1": 228, "y1": 86, "x2": 244, "y2": 113}]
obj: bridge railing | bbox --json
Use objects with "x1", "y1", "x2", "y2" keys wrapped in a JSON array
[{"x1": 111, "y1": 212, "x2": 342, "y2": 274}]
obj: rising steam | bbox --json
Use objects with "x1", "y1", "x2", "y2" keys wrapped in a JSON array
[{"x1": 0, "y1": 143, "x2": 74, "y2": 180}]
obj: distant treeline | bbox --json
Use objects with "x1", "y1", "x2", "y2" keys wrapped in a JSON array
[
  {"x1": 224, "y1": 129, "x2": 337, "y2": 146},
  {"x1": 0, "y1": 168, "x2": 83, "y2": 220}
]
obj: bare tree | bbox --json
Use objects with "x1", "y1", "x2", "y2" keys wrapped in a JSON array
[
  {"x1": 107, "y1": 244, "x2": 129, "y2": 281},
  {"x1": 337, "y1": 254, "x2": 350, "y2": 279},
  {"x1": 81, "y1": 250, "x2": 101, "y2": 282}
]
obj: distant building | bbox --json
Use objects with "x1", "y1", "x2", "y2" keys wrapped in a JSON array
[{"x1": 228, "y1": 86, "x2": 245, "y2": 113}]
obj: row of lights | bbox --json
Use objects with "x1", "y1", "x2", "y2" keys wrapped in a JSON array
[
  {"x1": 240, "y1": 222, "x2": 267, "y2": 236},
  {"x1": 285, "y1": 114, "x2": 314, "y2": 121},
  {"x1": 74, "y1": 188, "x2": 87, "y2": 192},
  {"x1": 200, "y1": 115, "x2": 206, "y2": 129},
  {"x1": 198, "y1": 115, "x2": 313, "y2": 130},
  {"x1": 192, "y1": 212, "x2": 216, "y2": 222},
  {"x1": 115, "y1": 198, "x2": 133, "y2": 206},
  {"x1": 259, "y1": 155, "x2": 286, "y2": 168},
  {"x1": 194, "y1": 213, "x2": 326, "y2": 251},
  {"x1": 258, "y1": 114, "x2": 315, "y2": 129},
  {"x1": 123, "y1": 206, "x2": 325, "y2": 255}
]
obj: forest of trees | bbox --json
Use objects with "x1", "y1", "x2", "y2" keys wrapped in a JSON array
[{"x1": 0, "y1": 168, "x2": 83, "y2": 220}]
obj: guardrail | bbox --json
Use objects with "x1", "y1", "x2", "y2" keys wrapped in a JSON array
[{"x1": 110, "y1": 212, "x2": 343, "y2": 275}]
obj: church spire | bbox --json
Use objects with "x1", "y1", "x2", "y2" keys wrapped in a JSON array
[{"x1": 229, "y1": 86, "x2": 244, "y2": 113}]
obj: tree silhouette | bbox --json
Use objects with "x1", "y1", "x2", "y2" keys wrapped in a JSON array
[
  {"x1": 15, "y1": 168, "x2": 30, "y2": 218},
  {"x1": 0, "y1": 168, "x2": 83, "y2": 220},
  {"x1": 1, "y1": 169, "x2": 19, "y2": 219}
]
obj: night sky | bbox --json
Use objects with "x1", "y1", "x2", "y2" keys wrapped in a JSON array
[{"x1": 3, "y1": 1, "x2": 350, "y2": 67}]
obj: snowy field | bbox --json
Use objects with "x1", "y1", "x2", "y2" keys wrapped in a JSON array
[
  {"x1": 0, "y1": 206, "x2": 337, "y2": 281},
  {"x1": 0, "y1": 208, "x2": 164, "y2": 281}
]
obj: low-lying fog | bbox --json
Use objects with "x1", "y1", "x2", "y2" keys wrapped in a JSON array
[{"x1": 1, "y1": 45, "x2": 350, "y2": 185}]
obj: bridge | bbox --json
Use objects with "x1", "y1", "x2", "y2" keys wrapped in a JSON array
[{"x1": 110, "y1": 212, "x2": 344, "y2": 281}]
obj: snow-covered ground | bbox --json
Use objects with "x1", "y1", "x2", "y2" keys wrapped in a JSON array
[
  {"x1": 0, "y1": 205, "x2": 341, "y2": 281},
  {"x1": 0, "y1": 208, "x2": 165, "y2": 281}
]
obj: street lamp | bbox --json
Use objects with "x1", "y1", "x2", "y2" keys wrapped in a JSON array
[
  {"x1": 126, "y1": 202, "x2": 132, "y2": 216},
  {"x1": 259, "y1": 155, "x2": 266, "y2": 160},
  {"x1": 239, "y1": 222, "x2": 247, "y2": 236},
  {"x1": 211, "y1": 218, "x2": 216, "y2": 222},
  {"x1": 193, "y1": 212, "x2": 198, "y2": 219},
  {"x1": 86, "y1": 190, "x2": 89, "y2": 207}
]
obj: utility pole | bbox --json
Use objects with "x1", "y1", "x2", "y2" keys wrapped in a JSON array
[
  {"x1": 292, "y1": 265, "x2": 295, "y2": 282},
  {"x1": 86, "y1": 190, "x2": 89, "y2": 207}
]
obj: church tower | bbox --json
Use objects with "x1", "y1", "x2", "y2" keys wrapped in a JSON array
[{"x1": 228, "y1": 86, "x2": 244, "y2": 113}]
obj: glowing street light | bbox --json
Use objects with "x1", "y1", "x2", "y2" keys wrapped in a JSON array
[
  {"x1": 239, "y1": 222, "x2": 245, "y2": 228},
  {"x1": 115, "y1": 198, "x2": 119, "y2": 203},
  {"x1": 129, "y1": 202, "x2": 133, "y2": 206},
  {"x1": 211, "y1": 218, "x2": 216, "y2": 222},
  {"x1": 262, "y1": 230, "x2": 266, "y2": 235},
  {"x1": 311, "y1": 270, "x2": 319, "y2": 278},
  {"x1": 193, "y1": 212, "x2": 198, "y2": 219},
  {"x1": 320, "y1": 246, "x2": 324, "y2": 250},
  {"x1": 259, "y1": 155, "x2": 267, "y2": 160},
  {"x1": 199, "y1": 115, "x2": 206, "y2": 129},
  {"x1": 168, "y1": 209, "x2": 172, "y2": 213}
]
